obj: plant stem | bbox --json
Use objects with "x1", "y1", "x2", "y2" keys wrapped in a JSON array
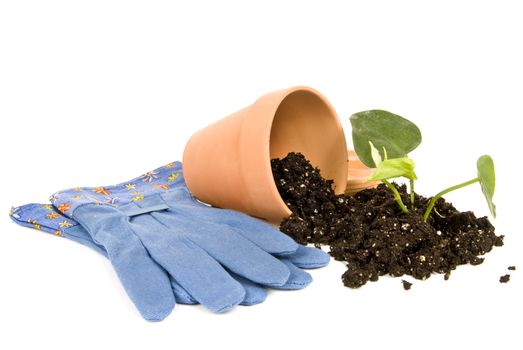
[
  {"x1": 383, "y1": 179, "x2": 409, "y2": 214},
  {"x1": 423, "y1": 178, "x2": 480, "y2": 221},
  {"x1": 409, "y1": 178, "x2": 415, "y2": 208}
]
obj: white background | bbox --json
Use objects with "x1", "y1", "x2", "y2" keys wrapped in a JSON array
[{"x1": 1, "y1": 1, "x2": 521, "y2": 349}]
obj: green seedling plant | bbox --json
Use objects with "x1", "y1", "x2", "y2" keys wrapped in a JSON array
[
  {"x1": 422, "y1": 155, "x2": 496, "y2": 221},
  {"x1": 351, "y1": 110, "x2": 422, "y2": 212},
  {"x1": 367, "y1": 141, "x2": 416, "y2": 213},
  {"x1": 349, "y1": 110, "x2": 496, "y2": 221}
]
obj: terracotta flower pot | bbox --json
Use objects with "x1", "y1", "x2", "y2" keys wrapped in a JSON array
[{"x1": 183, "y1": 86, "x2": 348, "y2": 223}]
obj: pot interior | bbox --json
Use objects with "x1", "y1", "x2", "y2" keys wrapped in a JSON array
[{"x1": 269, "y1": 89, "x2": 348, "y2": 194}]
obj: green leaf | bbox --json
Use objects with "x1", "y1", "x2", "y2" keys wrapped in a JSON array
[
  {"x1": 367, "y1": 157, "x2": 417, "y2": 181},
  {"x1": 350, "y1": 110, "x2": 422, "y2": 167},
  {"x1": 477, "y1": 155, "x2": 496, "y2": 218}
]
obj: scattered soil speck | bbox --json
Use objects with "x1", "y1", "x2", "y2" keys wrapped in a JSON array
[
  {"x1": 499, "y1": 274, "x2": 510, "y2": 283},
  {"x1": 402, "y1": 280, "x2": 413, "y2": 290},
  {"x1": 271, "y1": 152, "x2": 504, "y2": 288},
  {"x1": 508, "y1": 266, "x2": 516, "y2": 271}
]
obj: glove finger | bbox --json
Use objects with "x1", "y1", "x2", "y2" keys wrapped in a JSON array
[
  {"x1": 130, "y1": 215, "x2": 246, "y2": 313},
  {"x1": 190, "y1": 226, "x2": 291, "y2": 287},
  {"x1": 170, "y1": 279, "x2": 197, "y2": 305},
  {"x1": 230, "y1": 273, "x2": 268, "y2": 306},
  {"x1": 205, "y1": 208, "x2": 299, "y2": 255},
  {"x1": 74, "y1": 206, "x2": 176, "y2": 321},
  {"x1": 228, "y1": 259, "x2": 314, "y2": 292},
  {"x1": 172, "y1": 273, "x2": 269, "y2": 306},
  {"x1": 276, "y1": 245, "x2": 331, "y2": 269},
  {"x1": 270, "y1": 259, "x2": 313, "y2": 290},
  {"x1": 162, "y1": 189, "x2": 298, "y2": 255},
  {"x1": 172, "y1": 273, "x2": 270, "y2": 306},
  {"x1": 153, "y1": 211, "x2": 291, "y2": 287}
]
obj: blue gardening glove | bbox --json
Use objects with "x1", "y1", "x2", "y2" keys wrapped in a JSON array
[
  {"x1": 10, "y1": 204, "x2": 197, "y2": 305},
  {"x1": 10, "y1": 203, "x2": 328, "y2": 308},
  {"x1": 12, "y1": 161, "x2": 329, "y2": 320}
]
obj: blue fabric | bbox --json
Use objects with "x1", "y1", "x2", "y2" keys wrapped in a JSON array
[
  {"x1": 48, "y1": 162, "x2": 185, "y2": 214},
  {"x1": 10, "y1": 203, "x2": 327, "y2": 309},
  {"x1": 10, "y1": 161, "x2": 330, "y2": 320}
]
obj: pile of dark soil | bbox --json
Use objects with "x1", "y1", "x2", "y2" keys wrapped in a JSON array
[{"x1": 271, "y1": 152, "x2": 504, "y2": 288}]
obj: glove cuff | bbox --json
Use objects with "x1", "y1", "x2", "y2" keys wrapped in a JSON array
[
  {"x1": 9, "y1": 204, "x2": 108, "y2": 256},
  {"x1": 50, "y1": 161, "x2": 184, "y2": 218}
]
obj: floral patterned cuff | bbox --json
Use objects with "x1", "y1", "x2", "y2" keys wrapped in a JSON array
[{"x1": 50, "y1": 161, "x2": 184, "y2": 218}]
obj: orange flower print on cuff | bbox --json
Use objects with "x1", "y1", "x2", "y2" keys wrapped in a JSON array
[
  {"x1": 54, "y1": 230, "x2": 63, "y2": 236},
  {"x1": 57, "y1": 203, "x2": 71, "y2": 213},
  {"x1": 46, "y1": 212, "x2": 60, "y2": 219},
  {"x1": 153, "y1": 184, "x2": 170, "y2": 190},
  {"x1": 95, "y1": 187, "x2": 110, "y2": 196}
]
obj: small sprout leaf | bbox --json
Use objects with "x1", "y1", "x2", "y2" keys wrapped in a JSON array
[
  {"x1": 369, "y1": 141, "x2": 382, "y2": 167},
  {"x1": 477, "y1": 155, "x2": 496, "y2": 218},
  {"x1": 350, "y1": 110, "x2": 422, "y2": 167},
  {"x1": 368, "y1": 157, "x2": 417, "y2": 181},
  {"x1": 382, "y1": 147, "x2": 388, "y2": 160}
]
